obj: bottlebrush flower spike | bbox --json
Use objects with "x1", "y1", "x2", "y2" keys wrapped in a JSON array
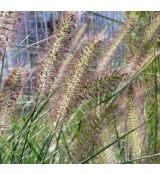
[
  {"x1": 0, "y1": 12, "x2": 22, "y2": 59},
  {"x1": 124, "y1": 15, "x2": 160, "y2": 78},
  {"x1": 141, "y1": 14, "x2": 160, "y2": 46},
  {"x1": 52, "y1": 29, "x2": 107, "y2": 129},
  {"x1": 68, "y1": 71, "x2": 123, "y2": 112},
  {"x1": 127, "y1": 86, "x2": 142, "y2": 158},
  {"x1": 54, "y1": 19, "x2": 91, "y2": 87},
  {"x1": 124, "y1": 50, "x2": 160, "y2": 80},
  {"x1": 0, "y1": 67, "x2": 27, "y2": 134},
  {"x1": 97, "y1": 16, "x2": 138, "y2": 76},
  {"x1": 69, "y1": 103, "x2": 118, "y2": 163},
  {"x1": 35, "y1": 12, "x2": 80, "y2": 97}
]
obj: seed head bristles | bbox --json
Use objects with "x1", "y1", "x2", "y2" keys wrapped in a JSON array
[
  {"x1": 0, "y1": 12, "x2": 22, "y2": 59},
  {"x1": 140, "y1": 14, "x2": 160, "y2": 47},
  {"x1": 0, "y1": 67, "x2": 27, "y2": 134},
  {"x1": 53, "y1": 20, "x2": 91, "y2": 87},
  {"x1": 126, "y1": 15, "x2": 160, "y2": 67},
  {"x1": 120, "y1": 15, "x2": 160, "y2": 85},
  {"x1": 52, "y1": 32, "x2": 106, "y2": 129},
  {"x1": 54, "y1": 18, "x2": 98, "y2": 88},
  {"x1": 67, "y1": 71, "x2": 123, "y2": 113},
  {"x1": 95, "y1": 27, "x2": 108, "y2": 43},
  {"x1": 69, "y1": 104, "x2": 118, "y2": 163},
  {"x1": 35, "y1": 12, "x2": 79, "y2": 97},
  {"x1": 125, "y1": 50, "x2": 160, "y2": 80},
  {"x1": 51, "y1": 34, "x2": 90, "y2": 93},
  {"x1": 96, "y1": 17, "x2": 138, "y2": 76},
  {"x1": 127, "y1": 86, "x2": 142, "y2": 158}
]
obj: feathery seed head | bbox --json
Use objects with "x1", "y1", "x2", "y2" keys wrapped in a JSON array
[
  {"x1": 34, "y1": 12, "x2": 79, "y2": 97},
  {"x1": 97, "y1": 16, "x2": 138, "y2": 76},
  {"x1": 52, "y1": 32, "x2": 106, "y2": 129},
  {"x1": 0, "y1": 67, "x2": 26, "y2": 134}
]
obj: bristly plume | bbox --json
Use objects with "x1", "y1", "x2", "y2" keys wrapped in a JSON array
[
  {"x1": 96, "y1": 16, "x2": 138, "y2": 76},
  {"x1": 127, "y1": 86, "x2": 142, "y2": 158},
  {"x1": 0, "y1": 12, "x2": 22, "y2": 60},
  {"x1": 124, "y1": 14, "x2": 160, "y2": 78},
  {"x1": 51, "y1": 29, "x2": 107, "y2": 130},
  {"x1": 69, "y1": 71, "x2": 123, "y2": 112},
  {"x1": 34, "y1": 12, "x2": 80, "y2": 98},
  {"x1": 0, "y1": 67, "x2": 27, "y2": 134},
  {"x1": 124, "y1": 50, "x2": 160, "y2": 81},
  {"x1": 53, "y1": 19, "x2": 91, "y2": 87},
  {"x1": 69, "y1": 103, "x2": 118, "y2": 163}
]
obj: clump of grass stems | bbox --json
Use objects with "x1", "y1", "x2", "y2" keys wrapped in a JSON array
[{"x1": 0, "y1": 11, "x2": 160, "y2": 164}]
